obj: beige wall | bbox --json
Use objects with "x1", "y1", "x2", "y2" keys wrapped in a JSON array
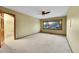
[
  {"x1": 40, "y1": 16, "x2": 66, "y2": 35},
  {"x1": 16, "y1": 13, "x2": 40, "y2": 38},
  {"x1": 0, "y1": 7, "x2": 40, "y2": 38},
  {"x1": 67, "y1": 6, "x2": 79, "y2": 52}
]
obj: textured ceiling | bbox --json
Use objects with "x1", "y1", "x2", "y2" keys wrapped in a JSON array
[{"x1": 4, "y1": 6, "x2": 69, "y2": 19}]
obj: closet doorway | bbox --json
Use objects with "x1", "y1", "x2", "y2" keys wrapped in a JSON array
[{"x1": 0, "y1": 12, "x2": 16, "y2": 47}]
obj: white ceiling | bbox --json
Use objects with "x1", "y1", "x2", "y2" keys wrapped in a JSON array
[{"x1": 4, "y1": 6, "x2": 69, "y2": 19}]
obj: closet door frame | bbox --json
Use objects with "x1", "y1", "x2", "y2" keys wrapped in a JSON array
[
  {"x1": 0, "y1": 11, "x2": 16, "y2": 48},
  {"x1": 0, "y1": 12, "x2": 4, "y2": 48}
]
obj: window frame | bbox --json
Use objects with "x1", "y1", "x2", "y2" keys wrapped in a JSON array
[{"x1": 43, "y1": 19, "x2": 62, "y2": 30}]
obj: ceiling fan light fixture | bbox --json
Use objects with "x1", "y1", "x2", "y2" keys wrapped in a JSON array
[{"x1": 42, "y1": 11, "x2": 50, "y2": 15}]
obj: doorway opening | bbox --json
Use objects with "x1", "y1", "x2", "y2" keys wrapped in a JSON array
[
  {"x1": 0, "y1": 12, "x2": 16, "y2": 48},
  {"x1": 4, "y1": 13, "x2": 16, "y2": 44}
]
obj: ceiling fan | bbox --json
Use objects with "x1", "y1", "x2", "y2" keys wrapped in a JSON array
[{"x1": 42, "y1": 11, "x2": 50, "y2": 15}]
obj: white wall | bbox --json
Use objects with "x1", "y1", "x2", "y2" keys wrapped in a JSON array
[{"x1": 67, "y1": 7, "x2": 79, "y2": 52}]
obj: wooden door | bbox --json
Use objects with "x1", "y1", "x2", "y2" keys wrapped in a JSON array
[
  {"x1": 0, "y1": 12, "x2": 4, "y2": 48},
  {"x1": 0, "y1": 12, "x2": 1, "y2": 47}
]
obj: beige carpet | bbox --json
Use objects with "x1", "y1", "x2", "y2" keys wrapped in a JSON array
[{"x1": 0, "y1": 33, "x2": 71, "y2": 53}]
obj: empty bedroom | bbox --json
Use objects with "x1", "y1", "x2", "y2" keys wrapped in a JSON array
[{"x1": 0, "y1": 6, "x2": 79, "y2": 53}]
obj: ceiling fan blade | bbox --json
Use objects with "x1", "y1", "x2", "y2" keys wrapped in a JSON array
[{"x1": 46, "y1": 12, "x2": 50, "y2": 14}]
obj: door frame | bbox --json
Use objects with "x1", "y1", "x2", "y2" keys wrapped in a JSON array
[
  {"x1": 0, "y1": 11, "x2": 16, "y2": 48},
  {"x1": 0, "y1": 11, "x2": 4, "y2": 47}
]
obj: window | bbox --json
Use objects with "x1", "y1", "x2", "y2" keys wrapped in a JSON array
[{"x1": 43, "y1": 19, "x2": 62, "y2": 30}]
